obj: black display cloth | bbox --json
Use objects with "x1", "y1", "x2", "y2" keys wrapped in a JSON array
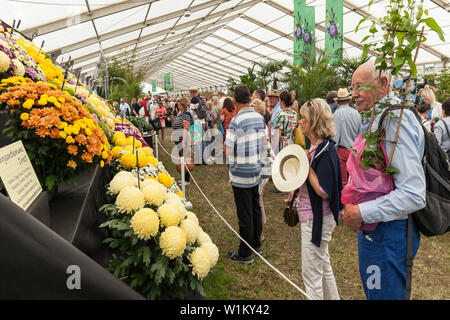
[{"x1": 0, "y1": 193, "x2": 144, "y2": 299}]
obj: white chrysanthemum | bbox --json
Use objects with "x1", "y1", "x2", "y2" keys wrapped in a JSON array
[
  {"x1": 159, "y1": 226, "x2": 186, "y2": 259},
  {"x1": 130, "y1": 208, "x2": 159, "y2": 240},
  {"x1": 189, "y1": 247, "x2": 211, "y2": 279},
  {"x1": 157, "y1": 202, "x2": 182, "y2": 227},
  {"x1": 180, "y1": 218, "x2": 199, "y2": 245},
  {"x1": 0, "y1": 51, "x2": 11, "y2": 73},
  {"x1": 142, "y1": 184, "x2": 167, "y2": 207},
  {"x1": 201, "y1": 242, "x2": 219, "y2": 267},
  {"x1": 115, "y1": 186, "x2": 145, "y2": 214},
  {"x1": 165, "y1": 198, "x2": 186, "y2": 220},
  {"x1": 186, "y1": 211, "x2": 199, "y2": 227},
  {"x1": 109, "y1": 173, "x2": 137, "y2": 194},
  {"x1": 140, "y1": 178, "x2": 167, "y2": 191},
  {"x1": 197, "y1": 229, "x2": 212, "y2": 246},
  {"x1": 12, "y1": 59, "x2": 25, "y2": 77}
]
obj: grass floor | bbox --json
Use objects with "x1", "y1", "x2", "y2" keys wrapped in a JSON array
[{"x1": 157, "y1": 133, "x2": 450, "y2": 300}]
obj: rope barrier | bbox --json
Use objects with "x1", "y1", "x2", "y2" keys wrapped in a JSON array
[{"x1": 155, "y1": 137, "x2": 312, "y2": 300}]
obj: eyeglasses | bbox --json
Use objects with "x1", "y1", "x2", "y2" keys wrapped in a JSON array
[{"x1": 348, "y1": 83, "x2": 373, "y2": 93}]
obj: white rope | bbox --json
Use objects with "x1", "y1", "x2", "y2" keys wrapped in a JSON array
[{"x1": 156, "y1": 138, "x2": 313, "y2": 300}]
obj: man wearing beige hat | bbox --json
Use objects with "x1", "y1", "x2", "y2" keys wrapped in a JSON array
[{"x1": 333, "y1": 88, "x2": 362, "y2": 187}]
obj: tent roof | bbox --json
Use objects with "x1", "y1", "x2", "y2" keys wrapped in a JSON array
[{"x1": 4, "y1": 0, "x2": 450, "y2": 91}]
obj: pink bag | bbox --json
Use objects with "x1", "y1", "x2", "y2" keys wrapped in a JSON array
[{"x1": 341, "y1": 134, "x2": 394, "y2": 231}]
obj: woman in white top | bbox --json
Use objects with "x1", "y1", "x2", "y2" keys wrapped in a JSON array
[{"x1": 418, "y1": 85, "x2": 442, "y2": 123}]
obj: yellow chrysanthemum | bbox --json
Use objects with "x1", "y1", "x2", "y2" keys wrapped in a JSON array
[
  {"x1": 145, "y1": 176, "x2": 158, "y2": 182},
  {"x1": 141, "y1": 147, "x2": 153, "y2": 157},
  {"x1": 189, "y1": 247, "x2": 211, "y2": 280},
  {"x1": 0, "y1": 51, "x2": 10, "y2": 73},
  {"x1": 142, "y1": 183, "x2": 167, "y2": 207},
  {"x1": 147, "y1": 156, "x2": 158, "y2": 167},
  {"x1": 137, "y1": 153, "x2": 148, "y2": 168},
  {"x1": 59, "y1": 131, "x2": 67, "y2": 139},
  {"x1": 111, "y1": 146, "x2": 123, "y2": 159},
  {"x1": 186, "y1": 211, "x2": 199, "y2": 227},
  {"x1": 114, "y1": 136, "x2": 128, "y2": 146},
  {"x1": 158, "y1": 172, "x2": 174, "y2": 188},
  {"x1": 67, "y1": 160, "x2": 77, "y2": 169},
  {"x1": 22, "y1": 99, "x2": 34, "y2": 109},
  {"x1": 165, "y1": 198, "x2": 186, "y2": 220},
  {"x1": 130, "y1": 208, "x2": 159, "y2": 240},
  {"x1": 100, "y1": 160, "x2": 105, "y2": 168},
  {"x1": 157, "y1": 202, "x2": 182, "y2": 227},
  {"x1": 112, "y1": 131, "x2": 126, "y2": 143},
  {"x1": 159, "y1": 226, "x2": 186, "y2": 259},
  {"x1": 66, "y1": 136, "x2": 75, "y2": 144},
  {"x1": 197, "y1": 229, "x2": 212, "y2": 246},
  {"x1": 201, "y1": 242, "x2": 219, "y2": 268},
  {"x1": 12, "y1": 59, "x2": 25, "y2": 77},
  {"x1": 120, "y1": 153, "x2": 137, "y2": 169},
  {"x1": 109, "y1": 172, "x2": 137, "y2": 194},
  {"x1": 180, "y1": 218, "x2": 199, "y2": 245},
  {"x1": 115, "y1": 186, "x2": 145, "y2": 214},
  {"x1": 140, "y1": 178, "x2": 166, "y2": 191},
  {"x1": 177, "y1": 191, "x2": 183, "y2": 198},
  {"x1": 20, "y1": 113, "x2": 29, "y2": 121}
]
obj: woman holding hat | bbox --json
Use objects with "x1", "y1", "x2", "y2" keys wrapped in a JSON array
[{"x1": 295, "y1": 98, "x2": 343, "y2": 300}]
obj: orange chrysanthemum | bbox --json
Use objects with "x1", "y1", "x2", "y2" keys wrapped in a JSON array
[
  {"x1": 67, "y1": 160, "x2": 77, "y2": 169},
  {"x1": 67, "y1": 145, "x2": 78, "y2": 156}
]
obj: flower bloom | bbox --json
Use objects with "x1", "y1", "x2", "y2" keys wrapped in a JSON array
[
  {"x1": 142, "y1": 183, "x2": 167, "y2": 207},
  {"x1": 22, "y1": 99, "x2": 34, "y2": 109},
  {"x1": 158, "y1": 173, "x2": 174, "y2": 188},
  {"x1": 67, "y1": 160, "x2": 77, "y2": 169},
  {"x1": 115, "y1": 186, "x2": 145, "y2": 214},
  {"x1": 131, "y1": 208, "x2": 159, "y2": 240},
  {"x1": 67, "y1": 145, "x2": 78, "y2": 155},
  {"x1": 159, "y1": 226, "x2": 186, "y2": 259},
  {"x1": 197, "y1": 228, "x2": 212, "y2": 246},
  {"x1": 157, "y1": 202, "x2": 182, "y2": 227},
  {"x1": 109, "y1": 171, "x2": 137, "y2": 194},
  {"x1": 186, "y1": 211, "x2": 199, "y2": 227},
  {"x1": 189, "y1": 247, "x2": 211, "y2": 279},
  {"x1": 201, "y1": 242, "x2": 219, "y2": 267},
  {"x1": 180, "y1": 218, "x2": 199, "y2": 245},
  {"x1": 20, "y1": 112, "x2": 29, "y2": 121}
]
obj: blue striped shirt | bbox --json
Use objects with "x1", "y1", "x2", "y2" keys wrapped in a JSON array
[
  {"x1": 225, "y1": 107, "x2": 266, "y2": 188},
  {"x1": 333, "y1": 104, "x2": 362, "y2": 147}
]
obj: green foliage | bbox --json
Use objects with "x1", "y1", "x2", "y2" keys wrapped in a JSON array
[
  {"x1": 126, "y1": 116, "x2": 152, "y2": 131},
  {"x1": 423, "y1": 68, "x2": 450, "y2": 102},
  {"x1": 255, "y1": 60, "x2": 289, "y2": 90},
  {"x1": 335, "y1": 56, "x2": 371, "y2": 88}
]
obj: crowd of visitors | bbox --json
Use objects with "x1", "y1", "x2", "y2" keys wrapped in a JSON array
[{"x1": 111, "y1": 60, "x2": 448, "y2": 300}]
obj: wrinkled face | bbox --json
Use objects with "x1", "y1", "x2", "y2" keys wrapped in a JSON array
[
  {"x1": 269, "y1": 96, "x2": 279, "y2": 108},
  {"x1": 351, "y1": 68, "x2": 378, "y2": 112},
  {"x1": 299, "y1": 111, "x2": 311, "y2": 137}
]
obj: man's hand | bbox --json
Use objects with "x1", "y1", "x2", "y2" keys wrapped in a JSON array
[{"x1": 343, "y1": 204, "x2": 363, "y2": 233}]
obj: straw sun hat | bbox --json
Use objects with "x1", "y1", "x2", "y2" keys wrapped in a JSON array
[{"x1": 271, "y1": 144, "x2": 310, "y2": 192}]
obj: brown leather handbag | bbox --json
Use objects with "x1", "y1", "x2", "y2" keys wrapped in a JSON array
[{"x1": 283, "y1": 189, "x2": 300, "y2": 227}]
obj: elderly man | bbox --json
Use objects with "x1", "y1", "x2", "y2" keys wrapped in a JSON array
[
  {"x1": 344, "y1": 61, "x2": 426, "y2": 300},
  {"x1": 119, "y1": 97, "x2": 131, "y2": 117},
  {"x1": 333, "y1": 88, "x2": 362, "y2": 187}
]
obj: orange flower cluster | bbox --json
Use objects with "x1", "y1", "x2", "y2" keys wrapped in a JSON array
[{"x1": 0, "y1": 77, "x2": 112, "y2": 169}]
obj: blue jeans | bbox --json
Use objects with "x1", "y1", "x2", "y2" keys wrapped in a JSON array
[{"x1": 358, "y1": 219, "x2": 420, "y2": 300}]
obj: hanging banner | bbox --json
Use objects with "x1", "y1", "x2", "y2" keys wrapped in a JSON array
[
  {"x1": 293, "y1": 0, "x2": 315, "y2": 66},
  {"x1": 325, "y1": 0, "x2": 344, "y2": 65},
  {"x1": 151, "y1": 80, "x2": 157, "y2": 92}
]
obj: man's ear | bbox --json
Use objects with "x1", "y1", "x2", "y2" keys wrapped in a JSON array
[{"x1": 381, "y1": 76, "x2": 389, "y2": 91}]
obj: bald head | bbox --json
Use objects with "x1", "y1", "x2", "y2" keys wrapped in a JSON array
[{"x1": 351, "y1": 60, "x2": 391, "y2": 112}]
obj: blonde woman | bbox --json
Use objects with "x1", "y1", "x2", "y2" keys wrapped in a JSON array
[
  {"x1": 419, "y1": 85, "x2": 442, "y2": 122},
  {"x1": 295, "y1": 98, "x2": 343, "y2": 300}
]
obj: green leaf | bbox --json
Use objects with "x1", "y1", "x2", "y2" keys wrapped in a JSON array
[
  {"x1": 361, "y1": 159, "x2": 371, "y2": 170},
  {"x1": 361, "y1": 35, "x2": 371, "y2": 43},
  {"x1": 361, "y1": 45, "x2": 370, "y2": 61},
  {"x1": 369, "y1": 23, "x2": 378, "y2": 34},
  {"x1": 386, "y1": 165, "x2": 400, "y2": 175},
  {"x1": 366, "y1": 136, "x2": 378, "y2": 146},
  {"x1": 406, "y1": 55, "x2": 417, "y2": 78},
  {"x1": 45, "y1": 175, "x2": 58, "y2": 191},
  {"x1": 143, "y1": 246, "x2": 151, "y2": 266},
  {"x1": 420, "y1": 17, "x2": 445, "y2": 42}
]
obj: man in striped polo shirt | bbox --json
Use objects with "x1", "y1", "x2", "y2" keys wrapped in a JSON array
[{"x1": 225, "y1": 85, "x2": 266, "y2": 264}]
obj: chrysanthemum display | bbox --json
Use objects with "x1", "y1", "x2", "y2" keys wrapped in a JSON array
[
  {"x1": 201, "y1": 242, "x2": 219, "y2": 268},
  {"x1": 120, "y1": 152, "x2": 137, "y2": 168},
  {"x1": 157, "y1": 202, "x2": 182, "y2": 227},
  {"x1": 180, "y1": 218, "x2": 199, "y2": 245},
  {"x1": 158, "y1": 172, "x2": 174, "y2": 188},
  {"x1": 159, "y1": 226, "x2": 186, "y2": 259},
  {"x1": 197, "y1": 228, "x2": 212, "y2": 246},
  {"x1": 186, "y1": 211, "x2": 199, "y2": 227},
  {"x1": 130, "y1": 208, "x2": 159, "y2": 240},
  {"x1": 189, "y1": 247, "x2": 211, "y2": 280},
  {"x1": 115, "y1": 186, "x2": 145, "y2": 214}
]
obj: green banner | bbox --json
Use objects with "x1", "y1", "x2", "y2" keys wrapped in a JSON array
[
  {"x1": 293, "y1": 0, "x2": 315, "y2": 66},
  {"x1": 151, "y1": 80, "x2": 156, "y2": 92},
  {"x1": 163, "y1": 73, "x2": 173, "y2": 91},
  {"x1": 325, "y1": 0, "x2": 343, "y2": 65}
]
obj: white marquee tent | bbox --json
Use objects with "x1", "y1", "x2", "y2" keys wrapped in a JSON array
[{"x1": 3, "y1": 0, "x2": 449, "y2": 91}]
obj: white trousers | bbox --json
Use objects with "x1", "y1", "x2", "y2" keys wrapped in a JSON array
[{"x1": 301, "y1": 213, "x2": 340, "y2": 300}]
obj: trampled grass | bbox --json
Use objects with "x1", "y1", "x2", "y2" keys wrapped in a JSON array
[{"x1": 157, "y1": 133, "x2": 450, "y2": 300}]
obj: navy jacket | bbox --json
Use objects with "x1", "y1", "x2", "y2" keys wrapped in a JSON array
[{"x1": 306, "y1": 138, "x2": 344, "y2": 247}]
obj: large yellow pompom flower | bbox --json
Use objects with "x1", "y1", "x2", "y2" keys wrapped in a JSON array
[
  {"x1": 115, "y1": 186, "x2": 145, "y2": 214},
  {"x1": 159, "y1": 226, "x2": 186, "y2": 259},
  {"x1": 140, "y1": 178, "x2": 166, "y2": 191},
  {"x1": 180, "y1": 218, "x2": 199, "y2": 245},
  {"x1": 147, "y1": 156, "x2": 159, "y2": 167},
  {"x1": 115, "y1": 136, "x2": 128, "y2": 146},
  {"x1": 197, "y1": 228, "x2": 212, "y2": 246},
  {"x1": 157, "y1": 202, "x2": 182, "y2": 227},
  {"x1": 189, "y1": 247, "x2": 211, "y2": 280},
  {"x1": 186, "y1": 211, "x2": 199, "y2": 227},
  {"x1": 158, "y1": 172, "x2": 174, "y2": 188},
  {"x1": 120, "y1": 153, "x2": 137, "y2": 168},
  {"x1": 113, "y1": 131, "x2": 126, "y2": 143},
  {"x1": 165, "y1": 198, "x2": 186, "y2": 220},
  {"x1": 142, "y1": 183, "x2": 167, "y2": 207},
  {"x1": 109, "y1": 172, "x2": 137, "y2": 194},
  {"x1": 201, "y1": 242, "x2": 219, "y2": 267},
  {"x1": 141, "y1": 147, "x2": 153, "y2": 157},
  {"x1": 131, "y1": 208, "x2": 159, "y2": 240},
  {"x1": 0, "y1": 51, "x2": 10, "y2": 73},
  {"x1": 111, "y1": 146, "x2": 123, "y2": 159}
]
